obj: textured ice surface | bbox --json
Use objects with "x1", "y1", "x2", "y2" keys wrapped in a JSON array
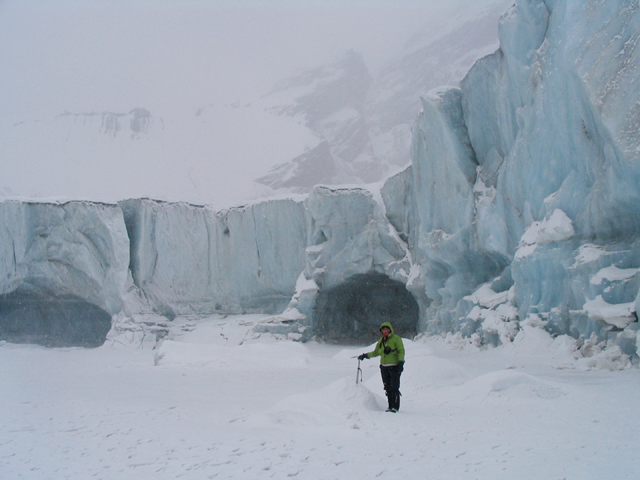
[
  {"x1": 0, "y1": 201, "x2": 129, "y2": 346},
  {"x1": 2, "y1": 0, "x2": 640, "y2": 355},
  {"x1": 400, "y1": 0, "x2": 640, "y2": 352},
  {"x1": 119, "y1": 197, "x2": 308, "y2": 317},
  {"x1": 0, "y1": 201, "x2": 129, "y2": 315}
]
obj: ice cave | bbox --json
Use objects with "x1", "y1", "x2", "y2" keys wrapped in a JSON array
[
  {"x1": 0, "y1": 289, "x2": 112, "y2": 348},
  {"x1": 312, "y1": 272, "x2": 419, "y2": 344}
]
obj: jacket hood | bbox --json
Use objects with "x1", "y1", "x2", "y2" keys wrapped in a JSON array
[{"x1": 379, "y1": 322, "x2": 395, "y2": 335}]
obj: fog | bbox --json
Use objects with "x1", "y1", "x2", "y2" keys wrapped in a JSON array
[
  {"x1": 1, "y1": 1, "x2": 466, "y2": 119},
  {"x1": 0, "y1": 0, "x2": 505, "y2": 207}
]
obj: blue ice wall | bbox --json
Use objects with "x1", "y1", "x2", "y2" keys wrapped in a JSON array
[
  {"x1": 119, "y1": 198, "x2": 309, "y2": 316},
  {"x1": 406, "y1": 0, "x2": 640, "y2": 351}
]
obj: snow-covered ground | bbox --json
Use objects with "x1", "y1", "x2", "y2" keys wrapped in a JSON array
[{"x1": 1, "y1": 316, "x2": 638, "y2": 479}]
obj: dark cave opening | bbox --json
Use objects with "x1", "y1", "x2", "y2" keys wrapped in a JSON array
[
  {"x1": 0, "y1": 289, "x2": 112, "y2": 348},
  {"x1": 313, "y1": 272, "x2": 419, "y2": 345}
]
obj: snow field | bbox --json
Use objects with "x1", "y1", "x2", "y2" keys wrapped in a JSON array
[{"x1": 1, "y1": 315, "x2": 639, "y2": 479}]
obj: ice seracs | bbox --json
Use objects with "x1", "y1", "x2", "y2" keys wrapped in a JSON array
[{"x1": 403, "y1": 0, "x2": 640, "y2": 354}]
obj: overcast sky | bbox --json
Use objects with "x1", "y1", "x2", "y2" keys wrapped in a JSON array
[
  {"x1": 0, "y1": 0, "x2": 468, "y2": 122},
  {"x1": 0, "y1": 0, "x2": 507, "y2": 206}
]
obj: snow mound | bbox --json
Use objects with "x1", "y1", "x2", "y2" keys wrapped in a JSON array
[
  {"x1": 234, "y1": 377, "x2": 380, "y2": 430},
  {"x1": 405, "y1": 355, "x2": 471, "y2": 391},
  {"x1": 515, "y1": 209, "x2": 575, "y2": 259},
  {"x1": 583, "y1": 296, "x2": 636, "y2": 329},
  {"x1": 506, "y1": 324, "x2": 555, "y2": 355},
  {"x1": 460, "y1": 370, "x2": 567, "y2": 401},
  {"x1": 575, "y1": 345, "x2": 632, "y2": 371}
]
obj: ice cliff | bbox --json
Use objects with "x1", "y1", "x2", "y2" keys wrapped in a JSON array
[
  {"x1": 1, "y1": 0, "x2": 639, "y2": 357},
  {"x1": 403, "y1": 0, "x2": 640, "y2": 353},
  {"x1": 0, "y1": 201, "x2": 129, "y2": 347},
  {"x1": 119, "y1": 198, "x2": 308, "y2": 317},
  {"x1": 0, "y1": 192, "x2": 411, "y2": 346}
]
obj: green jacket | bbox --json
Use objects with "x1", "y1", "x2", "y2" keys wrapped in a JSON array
[{"x1": 366, "y1": 322, "x2": 405, "y2": 365}]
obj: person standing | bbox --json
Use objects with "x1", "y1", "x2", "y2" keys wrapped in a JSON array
[{"x1": 359, "y1": 322, "x2": 405, "y2": 412}]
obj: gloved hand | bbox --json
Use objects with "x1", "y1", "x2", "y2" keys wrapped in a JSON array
[
  {"x1": 358, "y1": 353, "x2": 368, "y2": 361},
  {"x1": 397, "y1": 360, "x2": 405, "y2": 373}
]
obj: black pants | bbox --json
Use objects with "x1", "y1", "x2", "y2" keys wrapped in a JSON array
[{"x1": 380, "y1": 365, "x2": 402, "y2": 410}]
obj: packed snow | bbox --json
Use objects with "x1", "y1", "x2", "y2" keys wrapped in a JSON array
[{"x1": 2, "y1": 316, "x2": 638, "y2": 479}]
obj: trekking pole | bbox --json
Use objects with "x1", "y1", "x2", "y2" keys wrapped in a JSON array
[{"x1": 351, "y1": 356, "x2": 363, "y2": 384}]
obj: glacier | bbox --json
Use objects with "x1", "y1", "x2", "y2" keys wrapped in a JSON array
[
  {"x1": 119, "y1": 197, "x2": 308, "y2": 317},
  {"x1": 406, "y1": 0, "x2": 640, "y2": 353},
  {"x1": 1, "y1": 0, "x2": 639, "y2": 357},
  {"x1": 0, "y1": 201, "x2": 129, "y2": 347}
]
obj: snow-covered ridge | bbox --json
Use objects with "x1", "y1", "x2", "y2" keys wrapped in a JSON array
[
  {"x1": 256, "y1": 2, "x2": 511, "y2": 193},
  {"x1": 15, "y1": 107, "x2": 153, "y2": 140}
]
